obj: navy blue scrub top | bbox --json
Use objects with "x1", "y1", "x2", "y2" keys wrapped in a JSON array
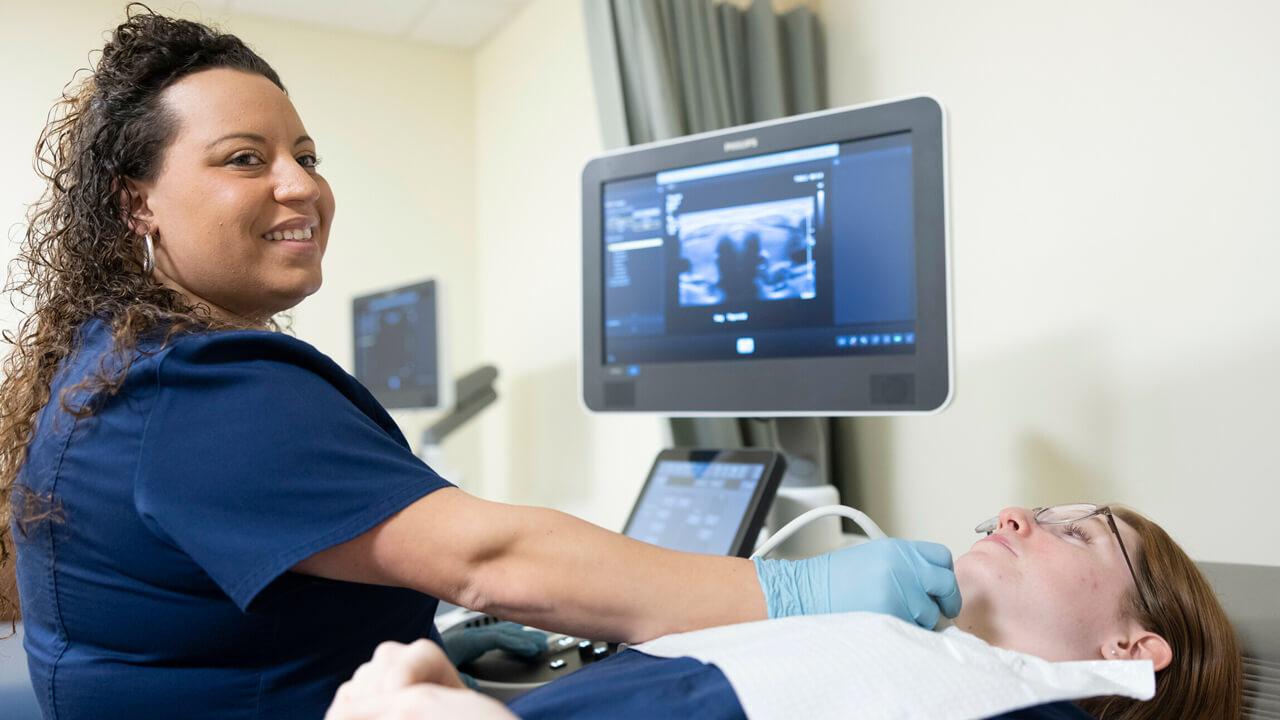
[{"x1": 13, "y1": 318, "x2": 453, "y2": 720}]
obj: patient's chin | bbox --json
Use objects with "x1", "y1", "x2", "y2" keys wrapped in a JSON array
[{"x1": 954, "y1": 550, "x2": 1000, "y2": 594}]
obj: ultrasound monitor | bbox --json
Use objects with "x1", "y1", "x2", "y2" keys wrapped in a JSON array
[
  {"x1": 352, "y1": 278, "x2": 450, "y2": 410},
  {"x1": 581, "y1": 96, "x2": 951, "y2": 414}
]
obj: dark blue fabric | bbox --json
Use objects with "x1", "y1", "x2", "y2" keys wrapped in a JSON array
[
  {"x1": 13, "y1": 319, "x2": 453, "y2": 720},
  {"x1": 508, "y1": 650, "x2": 746, "y2": 720},
  {"x1": 507, "y1": 650, "x2": 1096, "y2": 720},
  {"x1": 992, "y1": 702, "x2": 1096, "y2": 719}
]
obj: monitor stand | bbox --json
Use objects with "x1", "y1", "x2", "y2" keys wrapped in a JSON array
[
  {"x1": 755, "y1": 417, "x2": 848, "y2": 558},
  {"x1": 671, "y1": 415, "x2": 867, "y2": 558},
  {"x1": 417, "y1": 365, "x2": 500, "y2": 487}
]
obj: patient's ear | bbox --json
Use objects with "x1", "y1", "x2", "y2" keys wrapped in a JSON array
[{"x1": 1107, "y1": 631, "x2": 1172, "y2": 671}]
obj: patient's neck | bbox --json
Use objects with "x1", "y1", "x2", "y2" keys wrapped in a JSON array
[{"x1": 949, "y1": 583, "x2": 1003, "y2": 647}]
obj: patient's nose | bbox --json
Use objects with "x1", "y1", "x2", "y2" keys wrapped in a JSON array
[{"x1": 998, "y1": 507, "x2": 1036, "y2": 536}]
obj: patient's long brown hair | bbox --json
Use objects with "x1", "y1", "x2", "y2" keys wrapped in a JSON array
[{"x1": 1076, "y1": 507, "x2": 1243, "y2": 720}]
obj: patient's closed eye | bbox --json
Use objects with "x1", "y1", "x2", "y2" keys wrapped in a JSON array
[{"x1": 1060, "y1": 523, "x2": 1092, "y2": 543}]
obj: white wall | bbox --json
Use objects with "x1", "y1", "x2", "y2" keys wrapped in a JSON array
[
  {"x1": 471, "y1": 0, "x2": 665, "y2": 530},
  {"x1": 823, "y1": 0, "x2": 1280, "y2": 565},
  {"x1": 0, "y1": 1, "x2": 483, "y2": 476}
]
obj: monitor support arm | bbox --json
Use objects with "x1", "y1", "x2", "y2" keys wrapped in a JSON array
[{"x1": 422, "y1": 365, "x2": 499, "y2": 447}]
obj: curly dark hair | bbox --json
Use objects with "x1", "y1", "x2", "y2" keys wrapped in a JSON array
[{"x1": 0, "y1": 4, "x2": 285, "y2": 622}]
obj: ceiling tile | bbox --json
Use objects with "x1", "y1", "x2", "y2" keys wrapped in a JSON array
[
  {"x1": 227, "y1": 0, "x2": 435, "y2": 40},
  {"x1": 407, "y1": 0, "x2": 529, "y2": 48}
]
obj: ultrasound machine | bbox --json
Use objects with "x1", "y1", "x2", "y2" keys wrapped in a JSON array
[
  {"x1": 362, "y1": 95, "x2": 952, "y2": 699},
  {"x1": 579, "y1": 94, "x2": 952, "y2": 558}
]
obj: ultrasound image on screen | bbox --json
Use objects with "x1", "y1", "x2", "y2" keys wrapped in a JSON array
[
  {"x1": 674, "y1": 197, "x2": 817, "y2": 307},
  {"x1": 600, "y1": 133, "x2": 916, "y2": 367}
]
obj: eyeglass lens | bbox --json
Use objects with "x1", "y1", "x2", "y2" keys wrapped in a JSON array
[{"x1": 1035, "y1": 504, "x2": 1100, "y2": 525}]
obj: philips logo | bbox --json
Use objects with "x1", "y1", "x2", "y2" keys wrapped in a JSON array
[{"x1": 723, "y1": 137, "x2": 758, "y2": 153}]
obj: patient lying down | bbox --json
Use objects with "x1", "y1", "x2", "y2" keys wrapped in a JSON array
[{"x1": 324, "y1": 506, "x2": 1243, "y2": 720}]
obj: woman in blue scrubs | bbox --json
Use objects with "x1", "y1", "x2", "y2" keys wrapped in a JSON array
[{"x1": 0, "y1": 9, "x2": 959, "y2": 720}]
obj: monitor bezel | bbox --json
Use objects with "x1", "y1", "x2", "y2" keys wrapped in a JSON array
[
  {"x1": 621, "y1": 448, "x2": 787, "y2": 558},
  {"x1": 581, "y1": 95, "x2": 952, "y2": 415}
]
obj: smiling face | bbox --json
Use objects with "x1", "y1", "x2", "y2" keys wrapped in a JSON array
[
  {"x1": 127, "y1": 68, "x2": 335, "y2": 324},
  {"x1": 953, "y1": 506, "x2": 1148, "y2": 662}
]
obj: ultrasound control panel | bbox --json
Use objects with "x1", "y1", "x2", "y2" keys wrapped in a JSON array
[
  {"x1": 444, "y1": 613, "x2": 630, "y2": 701},
  {"x1": 621, "y1": 449, "x2": 783, "y2": 557},
  {"x1": 440, "y1": 448, "x2": 785, "y2": 699}
]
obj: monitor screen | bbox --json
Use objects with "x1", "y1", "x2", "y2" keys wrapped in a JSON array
[
  {"x1": 581, "y1": 96, "x2": 951, "y2": 414},
  {"x1": 621, "y1": 448, "x2": 785, "y2": 557},
  {"x1": 352, "y1": 278, "x2": 449, "y2": 410}
]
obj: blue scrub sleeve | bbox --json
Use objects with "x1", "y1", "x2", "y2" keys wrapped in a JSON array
[{"x1": 133, "y1": 332, "x2": 452, "y2": 611}]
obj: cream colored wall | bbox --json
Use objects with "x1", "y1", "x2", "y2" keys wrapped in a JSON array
[
  {"x1": 471, "y1": 0, "x2": 664, "y2": 530},
  {"x1": 0, "y1": 0, "x2": 656, "y2": 536},
  {"x1": 823, "y1": 0, "x2": 1280, "y2": 565},
  {"x1": 471, "y1": 0, "x2": 1280, "y2": 562},
  {"x1": 0, "y1": 1, "x2": 482, "y2": 476},
  {"x1": 10, "y1": 0, "x2": 1265, "y2": 568}
]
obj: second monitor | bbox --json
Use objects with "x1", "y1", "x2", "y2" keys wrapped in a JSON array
[{"x1": 353, "y1": 278, "x2": 450, "y2": 411}]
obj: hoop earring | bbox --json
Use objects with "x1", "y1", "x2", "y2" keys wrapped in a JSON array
[{"x1": 143, "y1": 233, "x2": 155, "y2": 274}]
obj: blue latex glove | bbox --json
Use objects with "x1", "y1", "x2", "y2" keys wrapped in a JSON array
[
  {"x1": 442, "y1": 622, "x2": 548, "y2": 666},
  {"x1": 753, "y1": 538, "x2": 962, "y2": 629}
]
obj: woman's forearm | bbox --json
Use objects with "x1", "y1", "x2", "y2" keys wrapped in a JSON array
[
  {"x1": 459, "y1": 502, "x2": 767, "y2": 642},
  {"x1": 293, "y1": 487, "x2": 767, "y2": 643}
]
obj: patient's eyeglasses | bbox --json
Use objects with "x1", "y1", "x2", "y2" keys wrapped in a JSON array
[{"x1": 974, "y1": 504, "x2": 1153, "y2": 617}]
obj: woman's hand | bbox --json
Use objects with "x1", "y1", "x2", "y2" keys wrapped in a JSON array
[
  {"x1": 754, "y1": 538, "x2": 961, "y2": 628},
  {"x1": 325, "y1": 639, "x2": 516, "y2": 720}
]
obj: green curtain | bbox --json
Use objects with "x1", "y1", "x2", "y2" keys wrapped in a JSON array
[{"x1": 584, "y1": 0, "x2": 826, "y2": 147}]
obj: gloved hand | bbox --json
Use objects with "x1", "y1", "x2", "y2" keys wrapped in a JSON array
[
  {"x1": 441, "y1": 622, "x2": 548, "y2": 667},
  {"x1": 753, "y1": 538, "x2": 961, "y2": 629}
]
